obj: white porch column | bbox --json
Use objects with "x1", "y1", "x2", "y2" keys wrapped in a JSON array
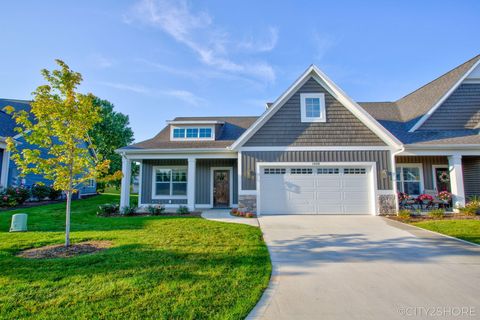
[
  {"x1": 448, "y1": 154, "x2": 466, "y2": 210},
  {"x1": 187, "y1": 158, "x2": 196, "y2": 211},
  {"x1": 0, "y1": 149, "x2": 10, "y2": 188},
  {"x1": 120, "y1": 155, "x2": 131, "y2": 208}
]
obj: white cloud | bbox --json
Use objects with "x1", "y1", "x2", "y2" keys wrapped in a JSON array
[
  {"x1": 313, "y1": 32, "x2": 337, "y2": 61},
  {"x1": 90, "y1": 54, "x2": 115, "y2": 68},
  {"x1": 126, "y1": 0, "x2": 277, "y2": 83},
  {"x1": 160, "y1": 89, "x2": 207, "y2": 106},
  {"x1": 238, "y1": 27, "x2": 279, "y2": 53},
  {"x1": 98, "y1": 81, "x2": 149, "y2": 93}
]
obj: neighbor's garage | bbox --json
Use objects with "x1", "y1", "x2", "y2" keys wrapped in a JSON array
[{"x1": 258, "y1": 165, "x2": 373, "y2": 215}]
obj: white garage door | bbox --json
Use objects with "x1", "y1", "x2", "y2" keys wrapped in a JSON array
[{"x1": 259, "y1": 165, "x2": 372, "y2": 215}]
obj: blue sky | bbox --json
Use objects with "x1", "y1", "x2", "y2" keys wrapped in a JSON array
[{"x1": 1, "y1": 0, "x2": 479, "y2": 142}]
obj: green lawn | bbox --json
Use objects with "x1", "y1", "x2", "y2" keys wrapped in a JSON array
[
  {"x1": 412, "y1": 220, "x2": 480, "y2": 244},
  {"x1": 0, "y1": 195, "x2": 271, "y2": 319}
]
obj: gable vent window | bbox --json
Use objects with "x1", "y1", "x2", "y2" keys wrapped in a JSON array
[
  {"x1": 291, "y1": 168, "x2": 313, "y2": 175},
  {"x1": 318, "y1": 168, "x2": 339, "y2": 175},
  {"x1": 172, "y1": 127, "x2": 213, "y2": 140},
  {"x1": 300, "y1": 93, "x2": 326, "y2": 123},
  {"x1": 264, "y1": 168, "x2": 286, "y2": 175},
  {"x1": 344, "y1": 168, "x2": 366, "y2": 175}
]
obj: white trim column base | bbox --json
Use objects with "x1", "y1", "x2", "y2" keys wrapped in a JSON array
[
  {"x1": 187, "y1": 158, "x2": 196, "y2": 211},
  {"x1": 120, "y1": 156, "x2": 132, "y2": 208},
  {"x1": 448, "y1": 155, "x2": 466, "y2": 211}
]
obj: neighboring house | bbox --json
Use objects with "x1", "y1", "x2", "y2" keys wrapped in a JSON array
[
  {"x1": 117, "y1": 55, "x2": 480, "y2": 215},
  {"x1": 0, "y1": 99, "x2": 97, "y2": 197}
]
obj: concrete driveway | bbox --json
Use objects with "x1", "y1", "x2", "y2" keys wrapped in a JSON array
[{"x1": 249, "y1": 216, "x2": 480, "y2": 320}]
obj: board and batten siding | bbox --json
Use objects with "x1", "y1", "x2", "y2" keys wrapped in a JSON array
[
  {"x1": 141, "y1": 159, "x2": 238, "y2": 205},
  {"x1": 241, "y1": 150, "x2": 392, "y2": 190},
  {"x1": 463, "y1": 156, "x2": 480, "y2": 198},
  {"x1": 395, "y1": 156, "x2": 448, "y2": 190},
  {"x1": 244, "y1": 77, "x2": 386, "y2": 146},
  {"x1": 420, "y1": 83, "x2": 480, "y2": 130}
]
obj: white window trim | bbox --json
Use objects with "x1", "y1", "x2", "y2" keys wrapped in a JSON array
[
  {"x1": 300, "y1": 93, "x2": 326, "y2": 123},
  {"x1": 170, "y1": 125, "x2": 215, "y2": 141},
  {"x1": 151, "y1": 165, "x2": 188, "y2": 199},
  {"x1": 395, "y1": 163, "x2": 424, "y2": 196}
]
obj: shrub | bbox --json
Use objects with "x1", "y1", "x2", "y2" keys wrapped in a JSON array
[
  {"x1": 0, "y1": 193, "x2": 18, "y2": 207},
  {"x1": 147, "y1": 205, "x2": 165, "y2": 215},
  {"x1": 245, "y1": 212, "x2": 256, "y2": 218},
  {"x1": 31, "y1": 184, "x2": 51, "y2": 201},
  {"x1": 97, "y1": 203, "x2": 120, "y2": 216},
  {"x1": 121, "y1": 206, "x2": 137, "y2": 216},
  {"x1": 0, "y1": 186, "x2": 31, "y2": 207},
  {"x1": 48, "y1": 187, "x2": 62, "y2": 200},
  {"x1": 458, "y1": 201, "x2": 479, "y2": 217},
  {"x1": 428, "y1": 209, "x2": 445, "y2": 219},
  {"x1": 176, "y1": 206, "x2": 189, "y2": 215},
  {"x1": 397, "y1": 209, "x2": 411, "y2": 221}
]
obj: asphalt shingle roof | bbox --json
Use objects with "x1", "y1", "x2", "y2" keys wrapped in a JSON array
[{"x1": 0, "y1": 99, "x2": 31, "y2": 137}]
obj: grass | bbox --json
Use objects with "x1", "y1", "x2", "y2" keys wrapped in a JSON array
[
  {"x1": 0, "y1": 195, "x2": 271, "y2": 319},
  {"x1": 412, "y1": 219, "x2": 480, "y2": 244}
]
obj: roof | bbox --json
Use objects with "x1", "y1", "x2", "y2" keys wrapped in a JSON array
[
  {"x1": 0, "y1": 99, "x2": 31, "y2": 137},
  {"x1": 123, "y1": 116, "x2": 258, "y2": 150}
]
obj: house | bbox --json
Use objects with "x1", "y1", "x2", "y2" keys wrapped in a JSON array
[
  {"x1": 117, "y1": 55, "x2": 480, "y2": 215},
  {"x1": 0, "y1": 99, "x2": 97, "y2": 197}
]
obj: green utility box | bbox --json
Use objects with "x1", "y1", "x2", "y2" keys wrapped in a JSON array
[{"x1": 10, "y1": 213, "x2": 28, "y2": 232}]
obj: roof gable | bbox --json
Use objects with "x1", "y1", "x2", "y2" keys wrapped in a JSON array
[{"x1": 231, "y1": 65, "x2": 402, "y2": 149}]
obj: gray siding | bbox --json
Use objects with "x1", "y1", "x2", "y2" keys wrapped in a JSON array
[
  {"x1": 241, "y1": 150, "x2": 392, "y2": 190},
  {"x1": 141, "y1": 158, "x2": 238, "y2": 205},
  {"x1": 463, "y1": 156, "x2": 480, "y2": 199},
  {"x1": 196, "y1": 159, "x2": 238, "y2": 205},
  {"x1": 245, "y1": 77, "x2": 386, "y2": 146},
  {"x1": 420, "y1": 83, "x2": 480, "y2": 130},
  {"x1": 0, "y1": 149, "x2": 3, "y2": 187},
  {"x1": 396, "y1": 156, "x2": 448, "y2": 190}
]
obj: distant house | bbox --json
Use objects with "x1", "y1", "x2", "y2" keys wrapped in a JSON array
[
  {"x1": 0, "y1": 99, "x2": 97, "y2": 197},
  {"x1": 117, "y1": 55, "x2": 480, "y2": 215}
]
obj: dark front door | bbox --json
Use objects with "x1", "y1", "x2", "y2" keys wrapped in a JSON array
[
  {"x1": 434, "y1": 167, "x2": 451, "y2": 192},
  {"x1": 213, "y1": 170, "x2": 230, "y2": 207}
]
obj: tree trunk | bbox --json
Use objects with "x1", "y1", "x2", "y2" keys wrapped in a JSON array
[{"x1": 65, "y1": 190, "x2": 72, "y2": 247}]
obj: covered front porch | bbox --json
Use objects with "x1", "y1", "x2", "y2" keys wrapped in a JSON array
[{"x1": 119, "y1": 152, "x2": 238, "y2": 211}]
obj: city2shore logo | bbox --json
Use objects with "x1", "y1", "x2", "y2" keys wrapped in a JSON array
[{"x1": 397, "y1": 305, "x2": 476, "y2": 318}]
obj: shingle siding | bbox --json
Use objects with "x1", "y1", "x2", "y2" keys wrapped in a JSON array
[
  {"x1": 244, "y1": 77, "x2": 386, "y2": 146},
  {"x1": 420, "y1": 83, "x2": 480, "y2": 131},
  {"x1": 463, "y1": 156, "x2": 480, "y2": 198},
  {"x1": 241, "y1": 150, "x2": 392, "y2": 190}
]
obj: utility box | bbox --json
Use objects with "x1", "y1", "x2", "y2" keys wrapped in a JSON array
[{"x1": 10, "y1": 214, "x2": 28, "y2": 232}]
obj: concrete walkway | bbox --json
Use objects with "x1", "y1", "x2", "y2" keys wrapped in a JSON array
[
  {"x1": 201, "y1": 209, "x2": 259, "y2": 227},
  {"x1": 249, "y1": 215, "x2": 480, "y2": 320}
]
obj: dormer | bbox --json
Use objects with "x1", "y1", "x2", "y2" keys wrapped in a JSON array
[{"x1": 167, "y1": 120, "x2": 225, "y2": 141}]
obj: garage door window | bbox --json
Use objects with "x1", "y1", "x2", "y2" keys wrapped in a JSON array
[
  {"x1": 291, "y1": 168, "x2": 313, "y2": 174},
  {"x1": 318, "y1": 168, "x2": 339, "y2": 174},
  {"x1": 344, "y1": 168, "x2": 366, "y2": 174},
  {"x1": 396, "y1": 165, "x2": 423, "y2": 196},
  {"x1": 264, "y1": 168, "x2": 286, "y2": 174}
]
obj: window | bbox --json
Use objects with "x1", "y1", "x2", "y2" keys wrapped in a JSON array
[
  {"x1": 291, "y1": 168, "x2": 313, "y2": 175},
  {"x1": 396, "y1": 165, "x2": 423, "y2": 196},
  {"x1": 264, "y1": 168, "x2": 286, "y2": 175},
  {"x1": 300, "y1": 93, "x2": 326, "y2": 122},
  {"x1": 88, "y1": 179, "x2": 95, "y2": 188},
  {"x1": 318, "y1": 168, "x2": 339, "y2": 174},
  {"x1": 171, "y1": 126, "x2": 213, "y2": 140},
  {"x1": 153, "y1": 167, "x2": 187, "y2": 198},
  {"x1": 344, "y1": 168, "x2": 366, "y2": 175}
]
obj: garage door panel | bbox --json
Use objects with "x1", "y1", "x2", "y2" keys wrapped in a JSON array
[
  {"x1": 316, "y1": 204, "x2": 343, "y2": 214},
  {"x1": 315, "y1": 192, "x2": 342, "y2": 202}
]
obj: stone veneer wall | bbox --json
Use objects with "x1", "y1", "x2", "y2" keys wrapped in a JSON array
[
  {"x1": 377, "y1": 194, "x2": 397, "y2": 215},
  {"x1": 238, "y1": 195, "x2": 257, "y2": 213}
]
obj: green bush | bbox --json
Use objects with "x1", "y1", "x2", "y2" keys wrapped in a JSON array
[
  {"x1": 397, "y1": 209, "x2": 411, "y2": 221},
  {"x1": 97, "y1": 203, "x2": 120, "y2": 216},
  {"x1": 458, "y1": 202, "x2": 479, "y2": 216},
  {"x1": 147, "y1": 205, "x2": 165, "y2": 215},
  {"x1": 121, "y1": 206, "x2": 137, "y2": 216},
  {"x1": 428, "y1": 209, "x2": 445, "y2": 219},
  {"x1": 31, "y1": 184, "x2": 51, "y2": 200},
  {"x1": 48, "y1": 187, "x2": 62, "y2": 200},
  {"x1": 0, "y1": 186, "x2": 31, "y2": 207},
  {"x1": 176, "y1": 206, "x2": 190, "y2": 215}
]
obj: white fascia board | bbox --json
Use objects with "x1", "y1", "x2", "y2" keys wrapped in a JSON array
[
  {"x1": 121, "y1": 152, "x2": 238, "y2": 160},
  {"x1": 409, "y1": 59, "x2": 480, "y2": 132},
  {"x1": 115, "y1": 148, "x2": 234, "y2": 154},
  {"x1": 239, "y1": 146, "x2": 394, "y2": 151},
  {"x1": 166, "y1": 120, "x2": 225, "y2": 125},
  {"x1": 230, "y1": 65, "x2": 402, "y2": 150},
  {"x1": 400, "y1": 145, "x2": 480, "y2": 156}
]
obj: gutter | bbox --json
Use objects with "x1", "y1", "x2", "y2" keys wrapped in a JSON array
[
  {"x1": 404, "y1": 144, "x2": 480, "y2": 150},
  {"x1": 114, "y1": 147, "x2": 235, "y2": 154}
]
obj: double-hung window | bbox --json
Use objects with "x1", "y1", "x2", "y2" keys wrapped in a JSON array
[
  {"x1": 153, "y1": 167, "x2": 187, "y2": 198},
  {"x1": 300, "y1": 93, "x2": 326, "y2": 122},
  {"x1": 396, "y1": 165, "x2": 423, "y2": 196}
]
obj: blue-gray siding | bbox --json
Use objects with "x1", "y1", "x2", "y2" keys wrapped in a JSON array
[
  {"x1": 241, "y1": 150, "x2": 392, "y2": 190},
  {"x1": 463, "y1": 156, "x2": 480, "y2": 198},
  {"x1": 244, "y1": 77, "x2": 386, "y2": 146},
  {"x1": 141, "y1": 159, "x2": 238, "y2": 205},
  {"x1": 420, "y1": 83, "x2": 480, "y2": 130}
]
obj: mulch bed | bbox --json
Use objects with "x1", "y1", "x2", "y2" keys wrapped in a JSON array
[
  {"x1": 386, "y1": 214, "x2": 480, "y2": 223},
  {"x1": 100, "y1": 211, "x2": 202, "y2": 218},
  {"x1": 17, "y1": 241, "x2": 113, "y2": 259}
]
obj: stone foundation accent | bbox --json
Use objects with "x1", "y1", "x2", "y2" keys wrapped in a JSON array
[
  {"x1": 377, "y1": 194, "x2": 397, "y2": 215},
  {"x1": 238, "y1": 194, "x2": 257, "y2": 213}
]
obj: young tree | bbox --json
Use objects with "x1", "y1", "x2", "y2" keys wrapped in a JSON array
[{"x1": 5, "y1": 60, "x2": 118, "y2": 247}]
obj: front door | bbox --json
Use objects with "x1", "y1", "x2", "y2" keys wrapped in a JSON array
[
  {"x1": 434, "y1": 167, "x2": 451, "y2": 192},
  {"x1": 213, "y1": 170, "x2": 230, "y2": 207}
]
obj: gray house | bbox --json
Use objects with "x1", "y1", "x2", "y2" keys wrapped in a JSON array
[
  {"x1": 0, "y1": 99, "x2": 97, "y2": 197},
  {"x1": 117, "y1": 55, "x2": 480, "y2": 215}
]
